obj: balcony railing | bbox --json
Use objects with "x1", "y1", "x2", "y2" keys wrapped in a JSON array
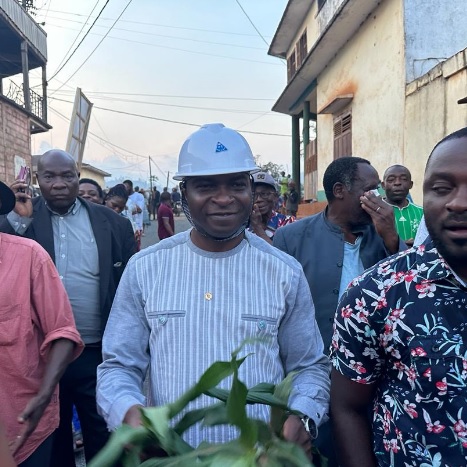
[{"x1": 5, "y1": 79, "x2": 44, "y2": 122}]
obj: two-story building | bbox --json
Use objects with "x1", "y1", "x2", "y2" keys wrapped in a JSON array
[
  {"x1": 269, "y1": 0, "x2": 467, "y2": 206},
  {"x1": 0, "y1": 0, "x2": 50, "y2": 185}
]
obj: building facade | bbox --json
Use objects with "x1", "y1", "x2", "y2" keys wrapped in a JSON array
[
  {"x1": 0, "y1": 0, "x2": 49, "y2": 185},
  {"x1": 269, "y1": 0, "x2": 467, "y2": 205}
]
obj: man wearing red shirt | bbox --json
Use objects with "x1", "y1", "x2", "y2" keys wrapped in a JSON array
[
  {"x1": 157, "y1": 191, "x2": 175, "y2": 240},
  {"x1": 0, "y1": 180, "x2": 83, "y2": 466}
]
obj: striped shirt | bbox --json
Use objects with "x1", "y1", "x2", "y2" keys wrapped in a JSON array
[
  {"x1": 97, "y1": 229, "x2": 330, "y2": 446},
  {"x1": 390, "y1": 201, "x2": 424, "y2": 241}
]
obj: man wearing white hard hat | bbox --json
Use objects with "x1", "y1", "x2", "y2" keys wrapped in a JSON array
[
  {"x1": 97, "y1": 123, "x2": 330, "y2": 460},
  {"x1": 250, "y1": 171, "x2": 295, "y2": 244}
]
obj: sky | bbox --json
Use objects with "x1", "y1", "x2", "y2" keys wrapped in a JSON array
[{"x1": 27, "y1": 0, "x2": 291, "y2": 188}]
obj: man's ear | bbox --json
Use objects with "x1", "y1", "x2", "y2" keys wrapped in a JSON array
[
  {"x1": 333, "y1": 182, "x2": 346, "y2": 200},
  {"x1": 409, "y1": 180, "x2": 413, "y2": 189},
  {"x1": 381, "y1": 180, "x2": 386, "y2": 190}
]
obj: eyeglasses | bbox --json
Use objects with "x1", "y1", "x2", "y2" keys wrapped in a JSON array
[{"x1": 254, "y1": 191, "x2": 276, "y2": 200}]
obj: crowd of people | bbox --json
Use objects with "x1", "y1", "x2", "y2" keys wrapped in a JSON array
[{"x1": 0, "y1": 122, "x2": 465, "y2": 467}]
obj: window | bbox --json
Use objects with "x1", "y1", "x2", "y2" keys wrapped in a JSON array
[
  {"x1": 333, "y1": 112, "x2": 352, "y2": 159},
  {"x1": 287, "y1": 50, "x2": 296, "y2": 81},
  {"x1": 287, "y1": 29, "x2": 307, "y2": 82},
  {"x1": 296, "y1": 30, "x2": 307, "y2": 68}
]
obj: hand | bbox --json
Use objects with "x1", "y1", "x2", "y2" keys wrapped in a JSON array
[
  {"x1": 405, "y1": 238, "x2": 414, "y2": 247},
  {"x1": 10, "y1": 394, "x2": 51, "y2": 455},
  {"x1": 9, "y1": 179, "x2": 33, "y2": 218},
  {"x1": 249, "y1": 203, "x2": 263, "y2": 231},
  {"x1": 360, "y1": 191, "x2": 399, "y2": 254},
  {"x1": 282, "y1": 415, "x2": 313, "y2": 462},
  {"x1": 123, "y1": 405, "x2": 143, "y2": 428}
]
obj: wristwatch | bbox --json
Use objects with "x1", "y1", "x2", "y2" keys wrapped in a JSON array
[{"x1": 300, "y1": 416, "x2": 318, "y2": 440}]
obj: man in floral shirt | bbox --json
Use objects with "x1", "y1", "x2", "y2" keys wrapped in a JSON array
[{"x1": 330, "y1": 127, "x2": 467, "y2": 466}]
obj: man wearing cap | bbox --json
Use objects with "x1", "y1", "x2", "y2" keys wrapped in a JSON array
[
  {"x1": 97, "y1": 123, "x2": 330, "y2": 460},
  {"x1": 250, "y1": 171, "x2": 295, "y2": 244},
  {"x1": 0, "y1": 180, "x2": 83, "y2": 466}
]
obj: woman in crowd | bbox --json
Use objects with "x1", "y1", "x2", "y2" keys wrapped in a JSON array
[
  {"x1": 78, "y1": 178, "x2": 103, "y2": 204},
  {"x1": 103, "y1": 184, "x2": 128, "y2": 215}
]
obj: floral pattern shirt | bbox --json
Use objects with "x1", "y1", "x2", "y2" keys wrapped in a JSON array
[
  {"x1": 331, "y1": 240, "x2": 467, "y2": 466},
  {"x1": 265, "y1": 211, "x2": 295, "y2": 239}
]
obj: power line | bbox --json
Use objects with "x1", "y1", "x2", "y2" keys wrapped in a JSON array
[
  {"x1": 44, "y1": 23, "x2": 280, "y2": 67},
  {"x1": 40, "y1": 8, "x2": 268, "y2": 38},
  {"x1": 49, "y1": 0, "x2": 105, "y2": 80},
  {"x1": 44, "y1": 15, "x2": 266, "y2": 51},
  {"x1": 234, "y1": 0, "x2": 270, "y2": 48},
  {"x1": 50, "y1": 95, "x2": 271, "y2": 115},
  {"x1": 51, "y1": 97, "x2": 291, "y2": 137},
  {"x1": 48, "y1": 105, "x2": 171, "y2": 178},
  {"x1": 48, "y1": 89, "x2": 274, "y2": 101},
  {"x1": 50, "y1": 0, "x2": 134, "y2": 96}
]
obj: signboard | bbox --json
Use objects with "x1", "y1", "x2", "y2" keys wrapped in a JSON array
[{"x1": 65, "y1": 88, "x2": 93, "y2": 170}]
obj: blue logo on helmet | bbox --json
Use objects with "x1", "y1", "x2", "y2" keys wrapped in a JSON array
[{"x1": 216, "y1": 142, "x2": 228, "y2": 153}]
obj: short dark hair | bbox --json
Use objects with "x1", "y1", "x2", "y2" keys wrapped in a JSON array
[
  {"x1": 426, "y1": 127, "x2": 467, "y2": 172},
  {"x1": 160, "y1": 191, "x2": 171, "y2": 202},
  {"x1": 123, "y1": 179, "x2": 133, "y2": 188},
  {"x1": 79, "y1": 178, "x2": 103, "y2": 199},
  {"x1": 104, "y1": 184, "x2": 128, "y2": 203},
  {"x1": 323, "y1": 156, "x2": 371, "y2": 201},
  {"x1": 383, "y1": 164, "x2": 412, "y2": 181}
]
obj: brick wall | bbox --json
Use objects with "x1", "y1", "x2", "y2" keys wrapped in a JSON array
[{"x1": 0, "y1": 99, "x2": 31, "y2": 185}]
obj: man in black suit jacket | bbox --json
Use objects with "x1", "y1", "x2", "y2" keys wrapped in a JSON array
[
  {"x1": 274, "y1": 156, "x2": 405, "y2": 467},
  {"x1": 0, "y1": 150, "x2": 136, "y2": 465}
]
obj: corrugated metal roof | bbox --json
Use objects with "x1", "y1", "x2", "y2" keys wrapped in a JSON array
[{"x1": 0, "y1": 0, "x2": 47, "y2": 60}]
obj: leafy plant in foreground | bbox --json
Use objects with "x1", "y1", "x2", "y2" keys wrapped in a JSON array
[{"x1": 89, "y1": 342, "x2": 315, "y2": 466}]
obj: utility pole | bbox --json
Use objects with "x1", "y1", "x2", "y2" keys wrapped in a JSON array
[
  {"x1": 166, "y1": 171, "x2": 170, "y2": 189},
  {"x1": 149, "y1": 156, "x2": 153, "y2": 191}
]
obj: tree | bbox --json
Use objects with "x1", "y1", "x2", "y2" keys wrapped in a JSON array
[
  {"x1": 259, "y1": 161, "x2": 284, "y2": 181},
  {"x1": 20, "y1": 0, "x2": 37, "y2": 15},
  {"x1": 253, "y1": 155, "x2": 284, "y2": 181}
]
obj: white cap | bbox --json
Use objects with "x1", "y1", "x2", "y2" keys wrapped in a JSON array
[{"x1": 252, "y1": 171, "x2": 277, "y2": 190}]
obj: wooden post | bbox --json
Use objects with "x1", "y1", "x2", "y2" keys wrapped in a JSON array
[
  {"x1": 21, "y1": 41, "x2": 31, "y2": 113},
  {"x1": 42, "y1": 65, "x2": 47, "y2": 122}
]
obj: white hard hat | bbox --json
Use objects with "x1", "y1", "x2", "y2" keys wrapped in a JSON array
[{"x1": 173, "y1": 123, "x2": 260, "y2": 180}]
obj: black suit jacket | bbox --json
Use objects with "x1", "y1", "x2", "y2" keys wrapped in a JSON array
[
  {"x1": 273, "y1": 210, "x2": 405, "y2": 348},
  {"x1": 0, "y1": 197, "x2": 136, "y2": 336}
]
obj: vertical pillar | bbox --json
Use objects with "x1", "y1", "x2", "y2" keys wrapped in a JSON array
[
  {"x1": 42, "y1": 65, "x2": 47, "y2": 122},
  {"x1": 291, "y1": 115, "x2": 301, "y2": 197},
  {"x1": 21, "y1": 41, "x2": 31, "y2": 113},
  {"x1": 303, "y1": 101, "x2": 310, "y2": 156}
]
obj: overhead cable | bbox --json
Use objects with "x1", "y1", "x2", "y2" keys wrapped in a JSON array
[
  {"x1": 49, "y1": 0, "x2": 107, "y2": 80},
  {"x1": 50, "y1": 0, "x2": 134, "y2": 96}
]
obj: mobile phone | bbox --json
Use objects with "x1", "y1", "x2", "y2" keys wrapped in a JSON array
[
  {"x1": 17, "y1": 166, "x2": 31, "y2": 199},
  {"x1": 370, "y1": 189, "x2": 381, "y2": 197}
]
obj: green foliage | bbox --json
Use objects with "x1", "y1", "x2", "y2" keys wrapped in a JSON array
[{"x1": 89, "y1": 342, "x2": 314, "y2": 467}]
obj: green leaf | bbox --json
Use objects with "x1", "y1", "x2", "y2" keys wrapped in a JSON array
[
  {"x1": 174, "y1": 402, "x2": 226, "y2": 434},
  {"x1": 88, "y1": 425, "x2": 148, "y2": 467},
  {"x1": 202, "y1": 404, "x2": 230, "y2": 427},
  {"x1": 226, "y1": 373, "x2": 257, "y2": 449},
  {"x1": 263, "y1": 439, "x2": 313, "y2": 467}
]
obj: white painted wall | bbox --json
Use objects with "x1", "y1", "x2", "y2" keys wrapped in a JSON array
[
  {"x1": 315, "y1": 0, "x2": 406, "y2": 198},
  {"x1": 404, "y1": 49, "x2": 467, "y2": 202},
  {"x1": 404, "y1": 0, "x2": 467, "y2": 82}
]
